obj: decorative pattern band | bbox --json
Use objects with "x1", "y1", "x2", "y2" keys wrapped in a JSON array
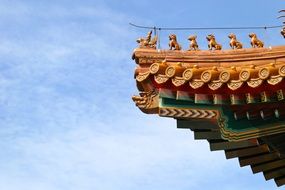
[{"x1": 159, "y1": 108, "x2": 217, "y2": 119}]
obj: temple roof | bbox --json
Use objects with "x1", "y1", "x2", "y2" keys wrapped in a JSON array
[
  {"x1": 132, "y1": 41, "x2": 285, "y2": 187},
  {"x1": 134, "y1": 47, "x2": 285, "y2": 91}
]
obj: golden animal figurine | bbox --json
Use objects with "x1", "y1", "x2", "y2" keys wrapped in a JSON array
[
  {"x1": 206, "y1": 34, "x2": 222, "y2": 50},
  {"x1": 228, "y1": 33, "x2": 243, "y2": 49},
  {"x1": 249, "y1": 33, "x2": 264, "y2": 48},
  {"x1": 188, "y1": 35, "x2": 199, "y2": 51},
  {"x1": 136, "y1": 30, "x2": 158, "y2": 49},
  {"x1": 169, "y1": 34, "x2": 181, "y2": 50}
]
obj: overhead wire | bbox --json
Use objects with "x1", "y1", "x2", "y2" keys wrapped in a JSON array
[
  {"x1": 129, "y1": 23, "x2": 283, "y2": 31},
  {"x1": 130, "y1": 22, "x2": 284, "y2": 49}
]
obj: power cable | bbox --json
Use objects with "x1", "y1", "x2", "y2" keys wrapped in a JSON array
[{"x1": 129, "y1": 23, "x2": 283, "y2": 31}]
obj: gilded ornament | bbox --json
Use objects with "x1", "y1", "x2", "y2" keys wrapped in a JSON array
[
  {"x1": 187, "y1": 35, "x2": 199, "y2": 51},
  {"x1": 258, "y1": 68, "x2": 270, "y2": 79},
  {"x1": 136, "y1": 30, "x2": 158, "y2": 49},
  {"x1": 228, "y1": 33, "x2": 243, "y2": 49},
  {"x1": 219, "y1": 71, "x2": 230, "y2": 83},
  {"x1": 206, "y1": 34, "x2": 222, "y2": 50},
  {"x1": 165, "y1": 66, "x2": 176, "y2": 78},
  {"x1": 172, "y1": 77, "x2": 186, "y2": 87},
  {"x1": 247, "y1": 79, "x2": 263, "y2": 88},
  {"x1": 279, "y1": 65, "x2": 285, "y2": 76},
  {"x1": 201, "y1": 71, "x2": 211, "y2": 83},
  {"x1": 267, "y1": 76, "x2": 283, "y2": 85},
  {"x1": 136, "y1": 71, "x2": 150, "y2": 82},
  {"x1": 149, "y1": 63, "x2": 160, "y2": 74},
  {"x1": 168, "y1": 34, "x2": 181, "y2": 50},
  {"x1": 239, "y1": 70, "x2": 250, "y2": 81},
  {"x1": 132, "y1": 90, "x2": 159, "y2": 114},
  {"x1": 182, "y1": 69, "x2": 193, "y2": 80},
  {"x1": 154, "y1": 74, "x2": 169, "y2": 84},
  {"x1": 249, "y1": 33, "x2": 264, "y2": 48},
  {"x1": 227, "y1": 81, "x2": 243, "y2": 90},
  {"x1": 208, "y1": 82, "x2": 223, "y2": 90},
  {"x1": 189, "y1": 80, "x2": 204, "y2": 89}
]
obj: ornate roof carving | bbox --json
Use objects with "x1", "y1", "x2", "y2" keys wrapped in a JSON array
[{"x1": 136, "y1": 60, "x2": 285, "y2": 91}]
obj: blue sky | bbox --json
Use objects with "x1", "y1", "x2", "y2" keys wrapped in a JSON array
[{"x1": 0, "y1": 0, "x2": 283, "y2": 189}]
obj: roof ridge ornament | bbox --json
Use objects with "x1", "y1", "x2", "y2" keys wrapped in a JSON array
[{"x1": 136, "y1": 30, "x2": 158, "y2": 49}]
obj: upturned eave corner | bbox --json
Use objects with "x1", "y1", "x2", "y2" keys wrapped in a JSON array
[
  {"x1": 130, "y1": 11, "x2": 285, "y2": 186},
  {"x1": 131, "y1": 39, "x2": 285, "y2": 141}
]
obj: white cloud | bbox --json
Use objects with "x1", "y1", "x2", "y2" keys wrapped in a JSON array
[
  {"x1": 0, "y1": 115, "x2": 277, "y2": 190},
  {"x1": 0, "y1": 1, "x2": 279, "y2": 190}
]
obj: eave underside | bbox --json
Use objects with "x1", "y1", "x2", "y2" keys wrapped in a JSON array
[{"x1": 178, "y1": 119, "x2": 285, "y2": 187}]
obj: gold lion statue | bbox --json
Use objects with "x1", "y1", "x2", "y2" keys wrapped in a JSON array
[
  {"x1": 228, "y1": 33, "x2": 243, "y2": 49},
  {"x1": 169, "y1": 34, "x2": 181, "y2": 50},
  {"x1": 249, "y1": 33, "x2": 264, "y2": 48},
  {"x1": 188, "y1": 35, "x2": 199, "y2": 51},
  {"x1": 206, "y1": 34, "x2": 222, "y2": 50}
]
